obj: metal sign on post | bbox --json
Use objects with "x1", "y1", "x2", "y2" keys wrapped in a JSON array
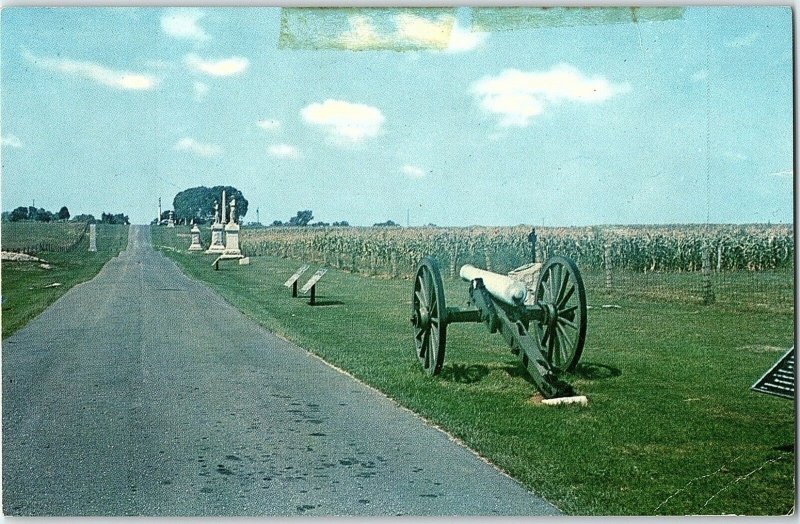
[
  {"x1": 751, "y1": 347, "x2": 795, "y2": 400},
  {"x1": 283, "y1": 264, "x2": 310, "y2": 297},
  {"x1": 300, "y1": 268, "x2": 328, "y2": 305}
]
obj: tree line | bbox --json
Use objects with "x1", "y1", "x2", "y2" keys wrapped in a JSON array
[{"x1": 2, "y1": 205, "x2": 129, "y2": 225}]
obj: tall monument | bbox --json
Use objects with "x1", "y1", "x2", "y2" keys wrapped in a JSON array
[
  {"x1": 205, "y1": 198, "x2": 226, "y2": 254},
  {"x1": 222, "y1": 196, "x2": 243, "y2": 259}
]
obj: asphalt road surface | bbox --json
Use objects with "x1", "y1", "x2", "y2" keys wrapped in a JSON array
[{"x1": 2, "y1": 225, "x2": 560, "y2": 516}]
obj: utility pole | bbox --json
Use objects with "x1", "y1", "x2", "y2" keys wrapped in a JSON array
[
  {"x1": 406, "y1": 208, "x2": 410, "y2": 227},
  {"x1": 256, "y1": 207, "x2": 260, "y2": 225}
]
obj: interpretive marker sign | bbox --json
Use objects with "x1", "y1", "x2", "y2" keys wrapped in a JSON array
[
  {"x1": 300, "y1": 268, "x2": 328, "y2": 305},
  {"x1": 751, "y1": 347, "x2": 795, "y2": 400}
]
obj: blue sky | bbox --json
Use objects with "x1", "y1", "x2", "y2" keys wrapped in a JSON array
[{"x1": 0, "y1": 7, "x2": 793, "y2": 226}]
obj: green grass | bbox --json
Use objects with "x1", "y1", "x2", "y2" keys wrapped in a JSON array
[
  {"x1": 2, "y1": 224, "x2": 129, "y2": 338},
  {"x1": 153, "y1": 226, "x2": 795, "y2": 516}
]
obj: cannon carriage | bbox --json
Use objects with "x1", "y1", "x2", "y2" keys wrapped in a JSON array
[{"x1": 410, "y1": 255, "x2": 587, "y2": 399}]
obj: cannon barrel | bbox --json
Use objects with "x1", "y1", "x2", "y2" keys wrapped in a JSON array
[{"x1": 459, "y1": 264, "x2": 527, "y2": 306}]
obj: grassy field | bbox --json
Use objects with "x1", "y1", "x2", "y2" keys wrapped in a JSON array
[
  {"x1": 154, "y1": 226, "x2": 794, "y2": 515},
  {"x1": 1, "y1": 223, "x2": 129, "y2": 338}
]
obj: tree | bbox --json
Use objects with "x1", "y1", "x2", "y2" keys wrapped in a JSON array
[
  {"x1": 71, "y1": 214, "x2": 96, "y2": 223},
  {"x1": 271, "y1": 220, "x2": 284, "y2": 227},
  {"x1": 9, "y1": 206, "x2": 28, "y2": 222},
  {"x1": 58, "y1": 206, "x2": 70, "y2": 221},
  {"x1": 172, "y1": 186, "x2": 249, "y2": 224},
  {"x1": 332, "y1": 221, "x2": 350, "y2": 227},
  {"x1": 373, "y1": 220, "x2": 399, "y2": 227},
  {"x1": 288, "y1": 210, "x2": 313, "y2": 227},
  {"x1": 101, "y1": 212, "x2": 129, "y2": 225}
]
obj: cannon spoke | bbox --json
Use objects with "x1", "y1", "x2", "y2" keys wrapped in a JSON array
[
  {"x1": 558, "y1": 316, "x2": 578, "y2": 330},
  {"x1": 555, "y1": 323, "x2": 574, "y2": 367},
  {"x1": 558, "y1": 285, "x2": 576, "y2": 309},
  {"x1": 418, "y1": 329, "x2": 429, "y2": 358},
  {"x1": 556, "y1": 270, "x2": 571, "y2": 306},
  {"x1": 414, "y1": 290, "x2": 426, "y2": 310}
]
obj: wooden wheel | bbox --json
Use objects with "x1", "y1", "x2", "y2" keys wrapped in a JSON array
[
  {"x1": 531, "y1": 256, "x2": 587, "y2": 372},
  {"x1": 411, "y1": 257, "x2": 447, "y2": 375}
]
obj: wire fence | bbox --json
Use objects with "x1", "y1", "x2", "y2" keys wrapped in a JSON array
[
  {"x1": 1, "y1": 222, "x2": 90, "y2": 255},
  {"x1": 239, "y1": 224, "x2": 794, "y2": 314}
]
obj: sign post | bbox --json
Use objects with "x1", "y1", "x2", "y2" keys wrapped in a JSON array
[
  {"x1": 283, "y1": 264, "x2": 310, "y2": 297},
  {"x1": 300, "y1": 268, "x2": 328, "y2": 305}
]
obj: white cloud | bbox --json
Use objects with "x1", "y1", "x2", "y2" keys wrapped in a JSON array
[
  {"x1": 185, "y1": 53, "x2": 249, "y2": 77},
  {"x1": 193, "y1": 81, "x2": 209, "y2": 101},
  {"x1": 174, "y1": 137, "x2": 222, "y2": 157},
  {"x1": 446, "y1": 22, "x2": 487, "y2": 53},
  {"x1": 332, "y1": 14, "x2": 483, "y2": 53},
  {"x1": 727, "y1": 31, "x2": 759, "y2": 48},
  {"x1": 471, "y1": 64, "x2": 631, "y2": 127},
  {"x1": 268, "y1": 143, "x2": 301, "y2": 159},
  {"x1": 394, "y1": 13, "x2": 452, "y2": 49},
  {"x1": 401, "y1": 164, "x2": 426, "y2": 179},
  {"x1": 1, "y1": 134, "x2": 23, "y2": 148},
  {"x1": 257, "y1": 119, "x2": 281, "y2": 132},
  {"x1": 301, "y1": 99, "x2": 385, "y2": 143},
  {"x1": 690, "y1": 70, "x2": 708, "y2": 83},
  {"x1": 23, "y1": 50, "x2": 158, "y2": 91},
  {"x1": 161, "y1": 9, "x2": 210, "y2": 42}
]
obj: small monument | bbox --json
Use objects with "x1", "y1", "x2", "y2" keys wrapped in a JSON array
[
  {"x1": 188, "y1": 221, "x2": 203, "y2": 251},
  {"x1": 205, "y1": 198, "x2": 226, "y2": 254},
  {"x1": 167, "y1": 210, "x2": 175, "y2": 228},
  {"x1": 222, "y1": 197, "x2": 243, "y2": 259},
  {"x1": 88, "y1": 223, "x2": 97, "y2": 252}
]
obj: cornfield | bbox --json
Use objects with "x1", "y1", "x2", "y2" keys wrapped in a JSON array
[
  {"x1": 241, "y1": 224, "x2": 794, "y2": 278},
  {"x1": 1, "y1": 222, "x2": 90, "y2": 254}
]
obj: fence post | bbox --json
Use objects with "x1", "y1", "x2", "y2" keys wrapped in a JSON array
[
  {"x1": 702, "y1": 243, "x2": 715, "y2": 305},
  {"x1": 603, "y1": 242, "x2": 613, "y2": 290}
]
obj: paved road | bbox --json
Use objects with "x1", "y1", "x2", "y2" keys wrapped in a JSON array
[{"x1": 2, "y1": 225, "x2": 559, "y2": 516}]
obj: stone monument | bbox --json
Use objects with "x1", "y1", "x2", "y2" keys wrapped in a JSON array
[
  {"x1": 222, "y1": 197, "x2": 243, "y2": 259},
  {"x1": 205, "y1": 197, "x2": 226, "y2": 254},
  {"x1": 88, "y1": 223, "x2": 97, "y2": 252},
  {"x1": 188, "y1": 221, "x2": 203, "y2": 251}
]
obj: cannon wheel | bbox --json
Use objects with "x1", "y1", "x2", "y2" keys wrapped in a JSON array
[
  {"x1": 531, "y1": 256, "x2": 587, "y2": 372},
  {"x1": 411, "y1": 257, "x2": 448, "y2": 375}
]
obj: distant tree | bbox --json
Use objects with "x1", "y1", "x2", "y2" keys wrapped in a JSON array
[
  {"x1": 1, "y1": 211, "x2": 10, "y2": 222},
  {"x1": 310, "y1": 221, "x2": 330, "y2": 227},
  {"x1": 71, "y1": 214, "x2": 96, "y2": 223},
  {"x1": 173, "y1": 186, "x2": 248, "y2": 224},
  {"x1": 58, "y1": 206, "x2": 70, "y2": 221},
  {"x1": 271, "y1": 220, "x2": 284, "y2": 227},
  {"x1": 333, "y1": 221, "x2": 350, "y2": 227},
  {"x1": 101, "y1": 212, "x2": 129, "y2": 225},
  {"x1": 9, "y1": 206, "x2": 28, "y2": 222},
  {"x1": 36, "y1": 208, "x2": 53, "y2": 222},
  {"x1": 288, "y1": 210, "x2": 313, "y2": 227},
  {"x1": 373, "y1": 220, "x2": 399, "y2": 227}
]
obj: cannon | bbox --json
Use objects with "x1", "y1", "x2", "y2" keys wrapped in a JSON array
[{"x1": 410, "y1": 256, "x2": 587, "y2": 399}]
